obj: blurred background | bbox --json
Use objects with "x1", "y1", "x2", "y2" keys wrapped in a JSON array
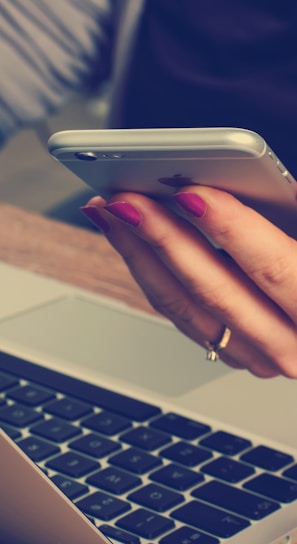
[{"x1": 0, "y1": 92, "x2": 109, "y2": 229}]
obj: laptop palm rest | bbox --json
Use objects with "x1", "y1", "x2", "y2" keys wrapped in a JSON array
[{"x1": 0, "y1": 296, "x2": 231, "y2": 397}]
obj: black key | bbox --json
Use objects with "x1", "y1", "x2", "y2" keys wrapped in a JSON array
[
  {"x1": 44, "y1": 397, "x2": 92, "y2": 420},
  {"x1": 70, "y1": 432, "x2": 121, "y2": 458},
  {"x1": 160, "y1": 441, "x2": 212, "y2": 467},
  {"x1": 150, "y1": 463, "x2": 204, "y2": 491},
  {"x1": 116, "y1": 508, "x2": 174, "y2": 539},
  {"x1": 18, "y1": 436, "x2": 60, "y2": 462},
  {"x1": 128, "y1": 483, "x2": 183, "y2": 512},
  {"x1": 120, "y1": 426, "x2": 171, "y2": 451},
  {"x1": 100, "y1": 524, "x2": 140, "y2": 544},
  {"x1": 76, "y1": 491, "x2": 130, "y2": 521},
  {"x1": 243, "y1": 473, "x2": 297, "y2": 503},
  {"x1": 151, "y1": 413, "x2": 211, "y2": 440},
  {"x1": 171, "y1": 500, "x2": 250, "y2": 539},
  {"x1": 192, "y1": 480, "x2": 279, "y2": 520},
  {"x1": 201, "y1": 456, "x2": 255, "y2": 483},
  {"x1": 0, "y1": 403, "x2": 43, "y2": 427},
  {"x1": 160, "y1": 526, "x2": 219, "y2": 544},
  {"x1": 110, "y1": 447, "x2": 162, "y2": 474},
  {"x1": 87, "y1": 467, "x2": 141, "y2": 495},
  {"x1": 7, "y1": 385, "x2": 55, "y2": 406},
  {"x1": 199, "y1": 431, "x2": 251, "y2": 456},
  {"x1": 0, "y1": 424, "x2": 22, "y2": 440},
  {"x1": 283, "y1": 464, "x2": 297, "y2": 482},
  {"x1": 52, "y1": 474, "x2": 89, "y2": 500},
  {"x1": 31, "y1": 417, "x2": 81, "y2": 442},
  {"x1": 241, "y1": 445, "x2": 294, "y2": 471},
  {"x1": 46, "y1": 451, "x2": 99, "y2": 478},
  {"x1": 83, "y1": 411, "x2": 131, "y2": 436},
  {"x1": 0, "y1": 371, "x2": 19, "y2": 391}
]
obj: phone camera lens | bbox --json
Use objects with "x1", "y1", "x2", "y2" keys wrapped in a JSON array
[{"x1": 75, "y1": 152, "x2": 97, "y2": 161}]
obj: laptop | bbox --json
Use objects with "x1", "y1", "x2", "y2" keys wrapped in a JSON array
[{"x1": 0, "y1": 260, "x2": 297, "y2": 544}]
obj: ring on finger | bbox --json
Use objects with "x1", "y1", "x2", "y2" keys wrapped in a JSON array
[{"x1": 205, "y1": 326, "x2": 232, "y2": 362}]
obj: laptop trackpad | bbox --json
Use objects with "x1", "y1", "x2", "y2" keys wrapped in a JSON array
[{"x1": 0, "y1": 296, "x2": 230, "y2": 396}]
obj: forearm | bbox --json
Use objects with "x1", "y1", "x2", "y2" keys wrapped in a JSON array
[{"x1": 0, "y1": 0, "x2": 113, "y2": 147}]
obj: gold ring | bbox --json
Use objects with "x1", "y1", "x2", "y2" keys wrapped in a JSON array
[{"x1": 205, "y1": 326, "x2": 232, "y2": 362}]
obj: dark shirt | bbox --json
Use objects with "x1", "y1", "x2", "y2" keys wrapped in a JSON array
[{"x1": 123, "y1": 0, "x2": 297, "y2": 176}]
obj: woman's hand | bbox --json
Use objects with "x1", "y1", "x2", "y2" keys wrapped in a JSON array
[{"x1": 81, "y1": 186, "x2": 297, "y2": 379}]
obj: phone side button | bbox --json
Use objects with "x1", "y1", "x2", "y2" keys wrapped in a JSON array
[{"x1": 276, "y1": 161, "x2": 293, "y2": 184}]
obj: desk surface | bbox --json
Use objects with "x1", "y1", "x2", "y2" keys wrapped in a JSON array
[{"x1": 0, "y1": 204, "x2": 154, "y2": 315}]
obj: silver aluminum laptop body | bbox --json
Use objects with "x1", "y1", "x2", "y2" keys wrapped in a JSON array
[{"x1": 0, "y1": 261, "x2": 296, "y2": 544}]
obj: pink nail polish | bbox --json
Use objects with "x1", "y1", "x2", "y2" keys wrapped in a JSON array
[
  {"x1": 80, "y1": 205, "x2": 110, "y2": 233},
  {"x1": 104, "y1": 202, "x2": 141, "y2": 227},
  {"x1": 173, "y1": 192, "x2": 206, "y2": 217}
]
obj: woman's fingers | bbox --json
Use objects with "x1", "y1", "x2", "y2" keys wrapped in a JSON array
[
  {"x1": 81, "y1": 197, "x2": 229, "y2": 349},
  {"x1": 173, "y1": 185, "x2": 297, "y2": 322},
  {"x1": 81, "y1": 198, "x2": 220, "y2": 341},
  {"x1": 81, "y1": 194, "x2": 296, "y2": 378}
]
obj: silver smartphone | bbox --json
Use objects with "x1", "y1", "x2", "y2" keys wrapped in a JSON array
[{"x1": 48, "y1": 127, "x2": 297, "y2": 238}]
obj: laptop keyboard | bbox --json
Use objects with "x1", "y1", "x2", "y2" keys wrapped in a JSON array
[{"x1": 1, "y1": 351, "x2": 297, "y2": 544}]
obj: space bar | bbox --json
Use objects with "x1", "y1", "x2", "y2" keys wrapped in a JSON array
[{"x1": 0, "y1": 350, "x2": 161, "y2": 422}]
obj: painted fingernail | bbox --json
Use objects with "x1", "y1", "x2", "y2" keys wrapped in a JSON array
[
  {"x1": 80, "y1": 205, "x2": 110, "y2": 233},
  {"x1": 104, "y1": 202, "x2": 141, "y2": 227},
  {"x1": 173, "y1": 192, "x2": 206, "y2": 217}
]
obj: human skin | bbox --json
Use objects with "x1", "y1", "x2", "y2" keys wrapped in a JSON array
[{"x1": 81, "y1": 185, "x2": 297, "y2": 379}]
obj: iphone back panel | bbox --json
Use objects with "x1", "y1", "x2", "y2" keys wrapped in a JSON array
[{"x1": 48, "y1": 127, "x2": 297, "y2": 238}]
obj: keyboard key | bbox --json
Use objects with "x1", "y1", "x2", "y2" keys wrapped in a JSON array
[
  {"x1": 201, "y1": 456, "x2": 255, "y2": 483},
  {"x1": 31, "y1": 417, "x2": 81, "y2": 442},
  {"x1": 76, "y1": 491, "x2": 130, "y2": 521},
  {"x1": 192, "y1": 480, "x2": 279, "y2": 520},
  {"x1": 243, "y1": 473, "x2": 297, "y2": 503},
  {"x1": 128, "y1": 483, "x2": 184, "y2": 512},
  {"x1": 83, "y1": 410, "x2": 131, "y2": 435},
  {"x1": 283, "y1": 464, "x2": 297, "y2": 482},
  {"x1": 0, "y1": 423, "x2": 22, "y2": 440},
  {"x1": 171, "y1": 500, "x2": 250, "y2": 538},
  {"x1": 241, "y1": 445, "x2": 294, "y2": 471},
  {"x1": 69, "y1": 383, "x2": 160, "y2": 422},
  {"x1": 120, "y1": 426, "x2": 171, "y2": 451},
  {"x1": 18, "y1": 436, "x2": 60, "y2": 462},
  {"x1": 151, "y1": 413, "x2": 211, "y2": 440},
  {"x1": 70, "y1": 432, "x2": 121, "y2": 458},
  {"x1": 100, "y1": 524, "x2": 140, "y2": 544},
  {"x1": 7, "y1": 385, "x2": 55, "y2": 406},
  {"x1": 110, "y1": 447, "x2": 162, "y2": 474},
  {"x1": 44, "y1": 397, "x2": 92, "y2": 420},
  {"x1": 199, "y1": 431, "x2": 251, "y2": 455},
  {"x1": 160, "y1": 441, "x2": 212, "y2": 467},
  {"x1": 0, "y1": 403, "x2": 43, "y2": 427},
  {"x1": 116, "y1": 508, "x2": 175, "y2": 539},
  {"x1": 159, "y1": 526, "x2": 219, "y2": 544},
  {"x1": 52, "y1": 474, "x2": 89, "y2": 500},
  {"x1": 150, "y1": 463, "x2": 204, "y2": 491},
  {"x1": 87, "y1": 467, "x2": 141, "y2": 495},
  {"x1": 0, "y1": 371, "x2": 19, "y2": 391},
  {"x1": 46, "y1": 451, "x2": 99, "y2": 477}
]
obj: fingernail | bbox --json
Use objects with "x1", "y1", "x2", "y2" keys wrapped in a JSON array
[
  {"x1": 173, "y1": 192, "x2": 206, "y2": 218},
  {"x1": 104, "y1": 202, "x2": 141, "y2": 227},
  {"x1": 80, "y1": 205, "x2": 110, "y2": 232}
]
